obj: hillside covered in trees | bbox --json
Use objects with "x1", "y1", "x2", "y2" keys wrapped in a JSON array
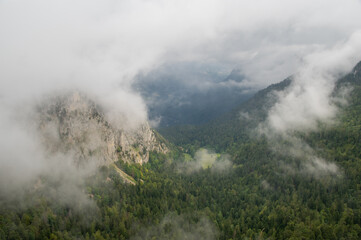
[{"x1": 1, "y1": 62, "x2": 361, "y2": 239}]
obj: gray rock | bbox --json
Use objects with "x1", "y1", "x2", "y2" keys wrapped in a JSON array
[{"x1": 36, "y1": 91, "x2": 168, "y2": 166}]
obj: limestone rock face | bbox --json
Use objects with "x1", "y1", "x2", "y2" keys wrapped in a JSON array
[{"x1": 37, "y1": 91, "x2": 168, "y2": 166}]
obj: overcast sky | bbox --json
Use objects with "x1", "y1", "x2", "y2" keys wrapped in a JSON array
[{"x1": 1, "y1": 0, "x2": 361, "y2": 100}]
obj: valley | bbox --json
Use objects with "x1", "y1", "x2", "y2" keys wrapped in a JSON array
[
  {"x1": 2, "y1": 2, "x2": 361, "y2": 239},
  {"x1": 1, "y1": 61, "x2": 361, "y2": 239}
]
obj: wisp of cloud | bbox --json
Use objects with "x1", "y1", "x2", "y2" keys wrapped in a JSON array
[
  {"x1": 177, "y1": 149, "x2": 232, "y2": 174},
  {"x1": 259, "y1": 31, "x2": 361, "y2": 178}
]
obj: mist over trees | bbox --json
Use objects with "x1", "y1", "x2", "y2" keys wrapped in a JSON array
[{"x1": 2, "y1": 0, "x2": 361, "y2": 239}]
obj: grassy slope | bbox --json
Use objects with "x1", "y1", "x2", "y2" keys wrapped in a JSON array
[{"x1": 110, "y1": 163, "x2": 136, "y2": 185}]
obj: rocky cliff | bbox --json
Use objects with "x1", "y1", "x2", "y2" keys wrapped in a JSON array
[{"x1": 36, "y1": 91, "x2": 168, "y2": 166}]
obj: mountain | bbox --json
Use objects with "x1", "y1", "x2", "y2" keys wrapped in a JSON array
[
  {"x1": 36, "y1": 91, "x2": 169, "y2": 166},
  {"x1": 133, "y1": 63, "x2": 255, "y2": 127},
  {"x1": 160, "y1": 61, "x2": 361, "y2": 151},
  {"x1": 159, "y1": 76, "x2": 292, "y2": 151},
  {"x1": 3, "y1": 62, "x2": 361, "y2": 240}
]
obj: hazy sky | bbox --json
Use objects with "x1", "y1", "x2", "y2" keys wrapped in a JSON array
[{"x1": 1, "y1": 0, "x2": 361, "y2": 100}]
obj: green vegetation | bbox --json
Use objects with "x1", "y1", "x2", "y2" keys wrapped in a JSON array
[
  {"x1": 1, "y1": 63, "x2": 361, "y2": 239},
  {"x1": 110, "y1": 163, "x2": 136, "y2": 185}
]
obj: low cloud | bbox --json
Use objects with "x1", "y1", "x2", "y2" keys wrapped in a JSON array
[
  {"x1": 303, "y1": 157, "x2": 339, "y2": 177},
  {"x1": 260, "y1": 180, "x2": 272, "y2": 190},
  {"x1": 177, "y1": 149, "x2": 232, "y2": 174},
  {"x1": 1, "y1": 0, "x2": 361, "y2": 206},
  {"x1": 266, "y1": 31, "x2": 361, "y2": 133},
  {"x1": 256, "y1": 31, "x2": 361, "y2": 178},
  {"x1": 131, "y1": 213, "x2": 218, "y2": 240},
  {"x1": 0, "y1": 92, "x2": 114, "y2": 209},
  {"x1": 270, "y1": 135, "x2": 341, "y2": 179},
  {"x1": 0, "y1": 115, "x2": 98, "y2": 209}
]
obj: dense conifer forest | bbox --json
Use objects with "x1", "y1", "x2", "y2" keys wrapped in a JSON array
[{"x1": 1, "y1": 62, "x2": 361, "y2": 239}]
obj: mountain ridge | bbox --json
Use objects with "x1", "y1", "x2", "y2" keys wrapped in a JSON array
[{"x1": 160, "y1": 61, "x2": 361, "y2": 152}]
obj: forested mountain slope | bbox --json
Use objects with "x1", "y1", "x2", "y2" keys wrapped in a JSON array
[
  {"x1": 1, "y1": 62, "x2": 361, "y2": 239},
  {"x1": 159, "y1": 77, "x2": 292, "y2": 151},
  {"x1": 160, "y1": 61, "x2": 361, "y2": 153}
]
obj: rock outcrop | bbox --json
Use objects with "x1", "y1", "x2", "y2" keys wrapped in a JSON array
[{"x1": 36, "y1": 91, "x2": 168, "y2": 166}]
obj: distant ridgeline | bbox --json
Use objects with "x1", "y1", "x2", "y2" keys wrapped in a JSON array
[
  {"x1": 160, "y1": 61, "x2": 361, "y2": 152},
  {"x1": 159, "y1": 77, "x2": 292, "y2": 151},
  {"x1": 134, "y1": 66, "x2": 255, "y2": 127}
]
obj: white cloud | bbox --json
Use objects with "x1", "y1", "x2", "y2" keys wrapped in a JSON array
[
  {"x1": 1, "y1": 0, "x2": 361, "y2": 101},
  {"x1": 266, "y1": 31, "x2": 361, "y2": 133},
  {"x1": 276, "y1": 135, "x2": 341, "y2": 178},
  {"x1": 177, "y1": 149, "x2": 232, "y2": 174},
  {"x1": 255, "y1": 31, "x2": 361, "y2": 179},
  {"x1": 131, "y1": 213, "x2": 218, "y2": 240}
]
